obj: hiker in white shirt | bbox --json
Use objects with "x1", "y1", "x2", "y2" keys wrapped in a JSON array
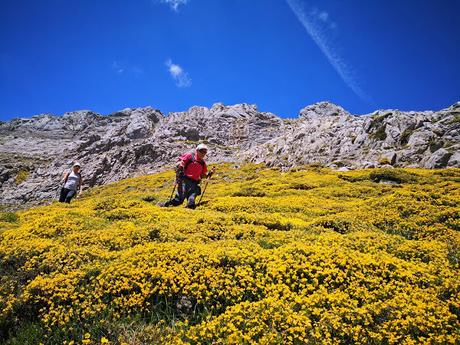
[{"x1": 59, "y1": 162, "x2": 83, "y2": 203}]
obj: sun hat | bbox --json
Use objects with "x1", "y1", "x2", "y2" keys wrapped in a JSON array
[{"x1": 196, "y1": 144, "x2": 208, "y2": 151}]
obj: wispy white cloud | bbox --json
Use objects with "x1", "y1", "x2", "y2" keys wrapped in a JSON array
[
  {"x1": 166, "y1": 59, "x2": 192, "y2": 87},
  {"x1": 286, "y1": 0, "x2": 371, "y2": 102},
  {"x1": 159, "y1": 0, "x2": 190, "y2": 12},
  {"x1": 310, "y1": 8, "x2": 336, "y2": 28},
  {"x1": 132, "y1": 66, "x2": 144, "y2": 77},
  {"x1": 318, "y1": 11, "x2": 329, "y2": 22},
  {"x1": 112, "y1": 61, "x2": 124, "y2": 74},
  {"x1": 111, "y1": 61, "x2": 143, "y2": 77}
]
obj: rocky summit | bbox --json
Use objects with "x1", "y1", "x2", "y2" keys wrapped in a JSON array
[{"x1": 1, "y1": 101, "x2": 459, "y2": 208}]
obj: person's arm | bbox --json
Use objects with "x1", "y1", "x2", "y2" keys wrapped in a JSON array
[
  {"x1": 78, "y1": 176, "x2": 83, "y2": 195},
  {"x1": 202, "y1": 166, "x2": 216, "y2": 179},
  {"x1": 200, "y1": 163, "x2": 208, "y2": 180},
  {"x1": 61, "y1": 172, "x2": 69, "y2": 184},
  {"x1": 176, "y1": 154, "x2": 191, "y2": 182},
  {"x1": 209, "y1": 166, "x2": 216, "y2": 177},
  {"x1": 178, "y1": 153, "x2": 192, "y2": 170},
  {"x1": 179, "y1": 159, "x2": 188, "y2": 169}
]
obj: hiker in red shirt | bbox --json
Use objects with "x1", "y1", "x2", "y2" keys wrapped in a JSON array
[{"x1": 163, "y1": 144, "x2": 215, "y2": 209}]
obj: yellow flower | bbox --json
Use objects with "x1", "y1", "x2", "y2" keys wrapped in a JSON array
[{"x1": 1, "y1": 164, "x2": 459, "y2": 344}]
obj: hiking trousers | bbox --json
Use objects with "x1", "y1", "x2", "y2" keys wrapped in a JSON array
[
  {"x1": 59, "y1": 188, "x2": 77, "y2": 203},
  {"x1": 169, "y1": 177, "x2": 201, "y2": 208}
]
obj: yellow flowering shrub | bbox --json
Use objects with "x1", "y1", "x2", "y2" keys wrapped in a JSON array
[{"x1": 0, "y1": 164, "x2": 459, "y2": 344}]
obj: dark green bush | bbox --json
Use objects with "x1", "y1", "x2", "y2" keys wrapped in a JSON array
[
  {"x1": 141, "y1": 194, "x2": 158, "y2": 203},
  {"x1": 400, "y1": 127, "x2": 415, "y2": 145},
  {"x1": 93, "y1": 199, "x2": 117, "y2": 211},
  {"x1": 316, "y1": 218, "x2": 353, "y2": 234},
  {"x1": 232, "y1": 187, "x2": 266, "y2": 197},
  {"x1": 288, "y1": 182, "x2": 316, "y2": 190},
  {"x1": 0, "y1": 212, "x2": 19, "y2": 223},
  {"x1": 371, "y1": 124, "x2": 387, "y2": 141},
  {"x1": 370, "y1": 168, "x2": 419, "y2": 184},
  {"x1": 338, "y1": 174, "x2": 370, "y2": 182},
  {"x1": 148, "y1": 228, "x2": 161, "y2": 240}
]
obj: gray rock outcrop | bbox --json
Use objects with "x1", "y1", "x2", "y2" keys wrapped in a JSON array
[{"x1": 1, "y1": 101, "x2": 459, "y2": 208}]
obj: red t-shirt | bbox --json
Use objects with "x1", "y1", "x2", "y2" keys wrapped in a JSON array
[{"x1": 179, "y1": 152, "x2": 207, "y2": 181}]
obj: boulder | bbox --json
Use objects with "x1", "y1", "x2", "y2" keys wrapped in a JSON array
[{"x1": 424, "y1": 148, "x2": 452, "y2": 168}]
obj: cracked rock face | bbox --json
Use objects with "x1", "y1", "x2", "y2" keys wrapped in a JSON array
[
  {"x1": 1, "y1": 101, "x2": 459, "y2": 208},
  {"x1": 245, "y1": 102, "x2": 460, "y2": 170}
]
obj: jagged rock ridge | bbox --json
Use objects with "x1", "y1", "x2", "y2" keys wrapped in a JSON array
[{"x1": 1, "y1": 101, "x2": 459, "y2": 207}]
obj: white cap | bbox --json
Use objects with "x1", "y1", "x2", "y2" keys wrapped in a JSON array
[
  {"x1": 73, "y1": 162, "x2": 81, "y2": 168},
  {"x1": 196, "y1": 144, "x2": 208, "y2": 151}
]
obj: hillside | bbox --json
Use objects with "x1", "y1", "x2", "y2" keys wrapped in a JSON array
[
  {"x1": 1, "y1": 164, "x2": 459, "y2": 344},
  {"x1": 1, "y1": 101, "x2": 460, "y2": 208}
]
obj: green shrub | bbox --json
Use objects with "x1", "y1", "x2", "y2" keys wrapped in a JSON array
[
  {"x1": 288, "y1": 182, "x2": 316, "y2": 190},
  {"x1": 371, "y1": 124, "x2": 387, "y2": 141},
  {"x1": 149, "y1": 228, "x2": 161, "y2": 240},
  {"x1": 262, "y1": 219, "x2": 293, "y2": 231},
  {"x1": 232, "y1": 187, "x2": 266, "y2": 197},
  {"x1": 446, "y1": 114, "x2": 460, "y2": 125},
  {"x1": 0, "y1": 212, "x2": 19, "y2": 223},
  {"x1": 315, "y1": 217, "x2": 353, "y2": 234},
  {"x1": 15, "y1": 170, "x2": 29, "y2": 185},
  {"x1": 428, "y1": 138, "x2": 444, "y2": 153},
  {"x1": 378, "y1": 157, "x2": 391, "y2": 165},
  {"x1": 141, "y1": 194, "x2": 158, "y2": 203},
  {"x1": 94, "y1": 199, "x2": 117, "y2": 211},
  {"x1": 4, "y1": 322, "x2": 44, "y2": 345},
  {"x1": 370, "y1": 168, "x2": 419, "y2": 184},
  {"x1": 337, "y1": 173, "x2": 370, "y2": 182},
  {"x1": 447, "y1": 244, "x2": 460, "y2": 268},
  {"x1": 400, "y1": 127, "x2": 414, "y2": 145}
]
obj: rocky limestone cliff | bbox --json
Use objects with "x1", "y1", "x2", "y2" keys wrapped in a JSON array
[
  {"x1": 246, "y1": 102, "x2": 460, "y2": 169},
  {"x1": 1, "y1": 101, "x2": 459, "y2": 208}
]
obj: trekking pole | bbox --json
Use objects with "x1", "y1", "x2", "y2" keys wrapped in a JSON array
[
  {"x1": 57, "y1": 185, "x2": 62, "y2": 200},
  {"x1": 197, "y1": 168, "x2": 215, "y2": 206},
  {"x1": 169, "y1": 181, "x2": 177, "y2": 203},
  {"x1": 197, "y1": 180, "x2": 209, "y2": 206}
]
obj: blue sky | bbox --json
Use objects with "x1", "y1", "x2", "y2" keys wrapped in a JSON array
[{"x1": 0, "y1": 0, "x2": 459, "y2": 121}]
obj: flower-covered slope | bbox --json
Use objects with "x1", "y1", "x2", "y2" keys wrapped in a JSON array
[{"x1": 1, "y1": 164, "x2": 459, "y2": 344}]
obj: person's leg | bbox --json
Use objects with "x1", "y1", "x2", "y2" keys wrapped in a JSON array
[
  {"x1": 185, "y1": 180, "x2": 200, "y2": 209},
  {"x1": 168, "y1": 182, "x2": 186, "y2": 206},
  {"x1": 65, "y1": 190, "x2": 76, "y2": 203},
  {"x1": 59, "y1": 188, "x2": 69, "y2": 202}
]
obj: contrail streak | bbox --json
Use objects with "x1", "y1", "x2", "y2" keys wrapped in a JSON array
[{"x1": 286, "y1": 0, "x2": 371, "y2": 102}]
